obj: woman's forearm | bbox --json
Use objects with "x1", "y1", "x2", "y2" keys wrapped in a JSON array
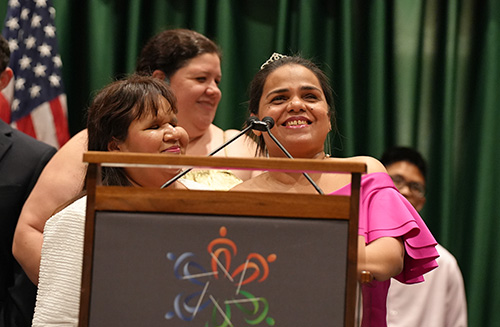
[
  {"x1": 13, "y1": 224, "x2": 43, "y2": 284},
  {"x1": 358, "y1": 236, "x2": 404, "y2": 282}
]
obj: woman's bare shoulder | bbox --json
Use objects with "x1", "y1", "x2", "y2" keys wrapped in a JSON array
[
  {"x1": 341, "y1": 156, "x2": 387, "y2": 174},
  {"x1": 223, "y1": 129, "x2": 257, "y2": 158}
]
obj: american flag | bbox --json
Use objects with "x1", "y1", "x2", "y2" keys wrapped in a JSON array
[{"x1": 1, "y1": 0, "x2": 69, "y2": 148}]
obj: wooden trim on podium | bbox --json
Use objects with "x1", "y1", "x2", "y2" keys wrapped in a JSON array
[
  {"x1": 79, "y1": 152, "x2": 366, "y2": 327},
  {"x1": 83, "y1": 151, "x2": 367, "y2": 174},
  {"x1": 79, "y1": 163, "x2": 99, "y2": 327},
  {"x1": 91, "y1": 186, "x2": 351, "y2": 219},
  {"x1": 346, "y1": 172, "x2": 362, "y2": 327}
]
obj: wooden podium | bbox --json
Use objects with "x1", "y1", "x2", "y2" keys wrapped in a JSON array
[{"x1": 79, "y1": 152, "x2": 366, "y2": 327}]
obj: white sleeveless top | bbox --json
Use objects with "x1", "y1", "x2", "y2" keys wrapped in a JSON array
[{"x1": 32, "y1": 179, "x2": 210, "y2": 326}]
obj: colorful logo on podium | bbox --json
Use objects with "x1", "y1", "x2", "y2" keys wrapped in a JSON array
[{"x1": 165, "y1": 226, "x2": 277, "y2": 326}]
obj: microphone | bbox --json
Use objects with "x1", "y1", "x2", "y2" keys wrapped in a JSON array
[
  {"x1": 160, "y1": 116, "x2": 259, "y2": 189},
  {"x1": 258, "y1": 116, "x2": 324, "y2": 195},
  {"x1": 161, "y1": 116, "x2": 324, "y2": 195},
  {"x1": 251, "y1": 116, "x2": 274, "y2": 131}
]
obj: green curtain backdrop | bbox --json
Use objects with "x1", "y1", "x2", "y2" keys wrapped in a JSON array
[{"x1": 2, "y1": 0, "x2": 499, "y2": 325}]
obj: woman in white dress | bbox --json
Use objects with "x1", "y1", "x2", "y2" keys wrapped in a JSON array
[{"x1": 32, "y1": 74, "x2": 206, "y2": 326}]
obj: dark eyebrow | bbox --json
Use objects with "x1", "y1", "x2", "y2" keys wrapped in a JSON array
[
  {"x1": 301, "y1": 85, "x2": 321, "y2": 92},
  {"x1": 187, "y1": 70, "x2": 222, "y2": 78},
  {"x1": 265, "y1": 85, "x2": 321, "y2": 99},
  {"x1": 265, "y1": 88, "x2": 289, "y2": 99}
]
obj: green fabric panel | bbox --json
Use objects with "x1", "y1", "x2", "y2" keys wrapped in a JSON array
[
  {"x1": 393, "y1": 0, "x2": 423, "y2": 146},
  {"x1": 212, "y1": 0, "x2": 243, "y2": 130},
  {"x1": 464, "y1": 1, "x2": 500, "y2": 324},
  {"x1": 276, "y1": 0, "x2": 289, "y2": 52},
  {"x1": 0, "y1": 5, "x2": 6, "y2": 26},
  {"x1": 366, "y1": 0, "x2": 388, "y2": 156},
  {"x1": 338, "y1": 0, "x2": 355, "y2": 156},
  {"x1": 440, "y1": 0, "x2": 460, "y2": 245},
  {"x1": 125, "y1": 0, "x2": 142, "y2": 72},
  {"x1": 87, "y1": 1, "x2": 117, "y2": 88}
]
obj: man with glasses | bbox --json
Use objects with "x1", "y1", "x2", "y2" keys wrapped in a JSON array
[{"x1": 382, "y1": 146, "x2": 467, "y2": 327}]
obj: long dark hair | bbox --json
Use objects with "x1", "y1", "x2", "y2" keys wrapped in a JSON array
[{"x1": 86, "y1": 74, "x2": 177, "y2": 186}]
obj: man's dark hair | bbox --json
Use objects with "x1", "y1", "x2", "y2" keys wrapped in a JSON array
[
  {"x1": 0, "y1": 35, "x2": 11, "y2": 72},
  {"x1": 380, "y1": 146, "x2": 427, "y2": 181}
]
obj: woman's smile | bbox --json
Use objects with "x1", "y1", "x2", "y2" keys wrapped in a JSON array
[{"x1": 282, "y1": 116, "x2": 312, "y2": 128}]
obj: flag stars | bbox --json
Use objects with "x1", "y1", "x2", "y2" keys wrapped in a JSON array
[
  {"x1": 53, "y1": 55, "x2": 62, "y2": 68},
  {"x1": 49, "y1": 74, "x2": 61, "y2": 87},
  {"x1": 18, "y1": 55, "x2": 32, "y2": 70},
  {"x1": 35, "y1": 0, "x2": 48, "y2": 8},
  {"x1": 11, "y1": 99, "x2": 20, "y2": 112},
  {"x1": 29, "y1": 84, "x2": 42, "y2": 98},
  {"x1": 49, "y1": 7, "x2": 56, "y2": 19},
  {"x1": 15, "y1": 78, "x2": 26, "y2": 91},
  {"x1": 33, "y1": 63, "x2": 47, "y2": 77},
  {"x1": 31, "y1": 14, "x2": 42, "y2": 28},
  {"x1": 5, "y1": 0, "x2": 70, "y2": 144},
  {"x1": 25, "y1": 36, "x2": 36, "y2": 49},
  {"x1": 6, "y1": 17, "x2": 19, "y2": 30},
  {"x1": 38, "y1": 43, "x2": 52, "y2": 57},
  {"x1": 44, "y1": 24, "x2": 56, "y2": 37},
  {"x1": 21, "y1": 8, "x2": 30, "y2": 20},
  {"x1": 8, "y1": 0, "x2": 20, "y2": 8},
  {"x1": 8, "y1": 39, "x2": 19, "y2": 52}
]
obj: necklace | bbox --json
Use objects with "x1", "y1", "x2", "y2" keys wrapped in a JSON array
[{"x1": 312, "y1": 151, "x2": 330, "y2": 160}]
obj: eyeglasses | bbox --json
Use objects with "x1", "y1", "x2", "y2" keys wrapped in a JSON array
[{"x1": 390, "y1": 174, "x2": 425, "y2": 198}]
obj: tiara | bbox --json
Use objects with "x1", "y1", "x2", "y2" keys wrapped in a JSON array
[{"x1": 260, "y1": 52, "x2": 289, "y2": 70}]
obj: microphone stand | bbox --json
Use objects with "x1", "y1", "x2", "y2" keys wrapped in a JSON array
[
  {"x1": 264, "y1": 124, "x2": 324, "y2": 195},
  {"x1": 160, "y1": 116, "x2": 324, "y2": 195},
  {"x1": 160, "y1": 123, "x2": 254, "y2": 189}
]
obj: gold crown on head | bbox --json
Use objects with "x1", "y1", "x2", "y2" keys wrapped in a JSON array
[{"x1": 260, "y1": 52, "x2": 289, "y2": 70}]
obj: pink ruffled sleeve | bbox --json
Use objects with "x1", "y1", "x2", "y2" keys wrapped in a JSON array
[{"x1": 332, "y1": 172, "x2": 439, "y2": 284}]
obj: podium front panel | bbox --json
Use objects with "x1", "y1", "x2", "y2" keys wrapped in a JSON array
[{"x1": 87, "y1": 210, "x2": 349, "y2": 326}]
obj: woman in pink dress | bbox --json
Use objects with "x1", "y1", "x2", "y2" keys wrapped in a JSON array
[{"x1": 231, "y1": 54, "x2": 439, "y2": 326}]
